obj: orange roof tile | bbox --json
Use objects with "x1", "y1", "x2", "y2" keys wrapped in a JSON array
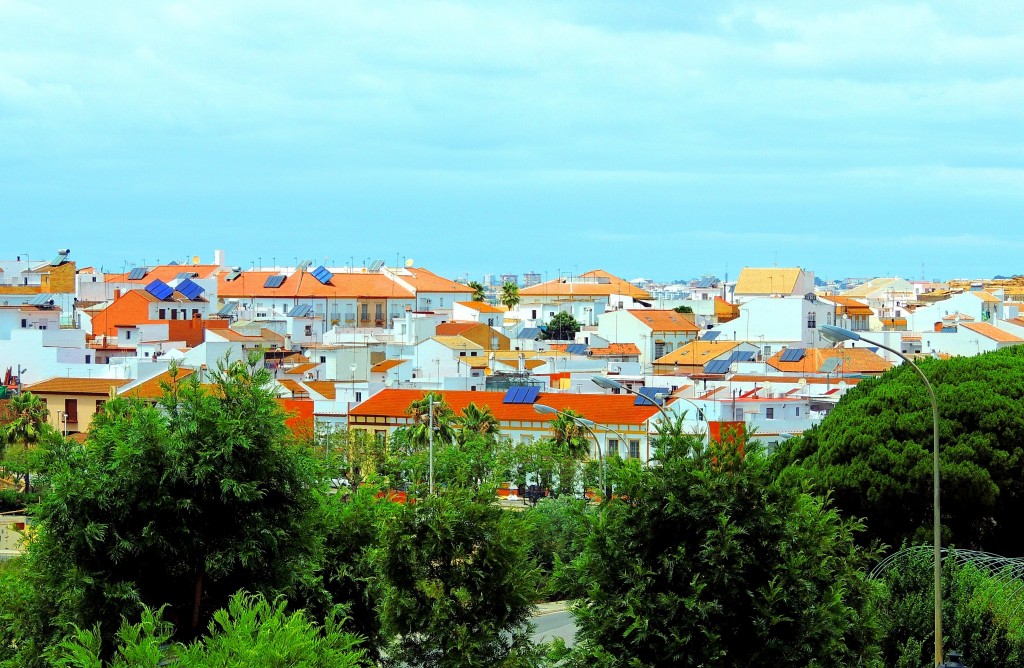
[
  {"x1": 436, "y1": 322, "x2": 480, "y2": 336},
  {"x1": 961, "y1": 321, "x2": 1024, "y2": 343},
  {"x1": 371, "y1": 359, "x2": 408, "y2": 372},
  {"x1": 217, "y1": 270, "x2": 414, "y2": 300},
  {"x1": 768, "y1": 347, "x2": 892, "y2": 374},
  {"x1": 277, "y1": 379, "x2": 307, "y2": 396},
  {"x1": 303, "y1": 381, "x2": 337, "y2": 400},
  {"x1": 285, "y1": 363, "x2": 319, "y2": 375},
  {"x1": 106, "y1": 265, "x2": 222, "y2": 284},
  {"x1": 520, "y1": 269, "x2": 651, "y2": 299},
  {"x1": 349, "y1": 389, "x2": 659, "y2": 425},
  {"x1": 456, "y1": 301, "x2": 505, "y2": 313},
  {"x1": 653, "y1": 340, "x2": 741, "y2": 366},
  {"x1": 121, "y1": 369, "x2": 198, "y2": 399},
  {"x1": 626, "y1": 309, "x2": 700, "y2": 333},
  {"x1": 25, "y1": 377, "x2": 132, "y2": 396},
  {"x1": 400, "y1": 268, "x2": 475, "y2": 294},
  {"x1": 588, "y1": 343, "x2": 641, "y2": 357}
]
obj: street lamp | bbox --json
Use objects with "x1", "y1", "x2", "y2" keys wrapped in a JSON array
[
  {"x1": 534, "y1": 403, "x2": 619, "y2": 501},
  {"x1": 820, "y1": 324, "x2": 944, "y2": 667}
]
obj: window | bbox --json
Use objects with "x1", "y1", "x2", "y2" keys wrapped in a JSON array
[
  {"x1": 361, "y1": 304, "x2": 369, "y2": 321},
  {"x1": 64, "y1": 398, "x2": 79, "y2": 424},
  {"x1": 531, "y1": 310, "x2": 537, "y2": 319},
  {"x1": 376, "y1": 303, "x2": 383, "y2": 321},
  {"x1": 304, "y1": 325, "x2": 313, "y2": 336},
  {"x1": 806, "y1": 312, "x2": 816, "y2": 328},
  {"x1": 628, "y1": 439, "x2": 641, "y2": 459},
  {"x1": 170, "y1": 309, "x2": 177, "y2": 320},
  {"x1": 439, "y1": 298, "x2": 445, "y2": 307},
  {"x1": 125, "y1": 330, "x2": 132, "y2": 340},
  {"x1": 826, "y1": 312, "x2": 833, "y2": 325},
  {"x1": 85, "y1": 355, "x2": 91, "y2": 364},
  {"x1": 607, "y1": 438, "x2": 619, "y2": 458},
  {"x1": 766, "y1": 407, "x2": 775, "y2": 419},
  {"x1": 95, "y1": 399, "x2": 105, "y2": 413},
  {"x1": 320, "y1": 356, "x2": 326, "y2": 364},
  {"x1": 20, "y1": 319, "x2": 26, "y2": 328},
  {"x1": 355, "y1": 392, "x2": 362, "y2": 402},
  {"x1": 158, "y1": 309, "x2": 166, "y2": 319},
  {"x1": 795, "y1": 407, "x2": 800, "y2": 416}
]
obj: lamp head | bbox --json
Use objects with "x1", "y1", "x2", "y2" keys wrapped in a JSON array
[
  {"x1": 592, "y1": 375, "x2": 623, "y2": 391},
  {"x1": 533, "y1": 403, "x2": 559, "y2": 416},
  {"x1": 819, "y1": 324, "x2": 860, "y2": 344}
]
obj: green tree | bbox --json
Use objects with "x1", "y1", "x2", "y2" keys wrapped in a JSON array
[
  {"x1": 457, "y1": 402, "x2": 501, "y2": 443},
  {"x1": 371, "y1": 490, "x2": 540, "y2": 668},
  {"x1": 21, "y1": 353, "x2": 322, "y2": 662},
  {"x1": 405, "y1": 392, "x2": 457, "y2": 451},
  {"x1": 673, "y1": 305, "x2": 693, "y2": 314},
  {"x1": 499, "y1": 282, "x2": 520, "y2": 310},
  {"x1": 466, "y1": 280, "x2": 487, "y2": 302},
  {"x1": 547, "y1": 409, "x2": 590, "y2": 497},
  {"x1": 561, "y1": 422, "x2": 883, "y2": 667},
  {"x1": 2, "y1": 390, "x2": 52, "y2": 492},
  {"x1": 540, "y1": 311, "x2": 581, "y2": 341},
  {"x1": 772, "y1": 347, "x2": 1024, "y2": 554}
]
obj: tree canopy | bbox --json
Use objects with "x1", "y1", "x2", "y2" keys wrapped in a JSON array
[
  {"x1": 466, "y1": 280, "x2": 486, "y2": 302},
  {"x1": 540, "y1": 311, "x2": 581, "y2": 341},
  {"x1": 772, "y1": 347, "x2": 1024, "y2": 555},
  {"x1": 499, "y1": 282, "x2": 520, "y2": 310}
]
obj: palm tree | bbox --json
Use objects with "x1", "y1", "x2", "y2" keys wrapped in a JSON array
[
  {"x1": 3, "y1": 391, "x2": 50, "y2": 492},
  {"x1": 499, "y1": 282, "x2": 520, "y2": 310},
  {"x1": 466, "y1": 281, "x2": 487, "y2": 302},
  {"x1": 550, "y1": 409, "x2": 590, "y2": 460},
  {"x1": 457, "y1": 402, "x2": 501, "y2": 444},
  {"x1": 405, "y1": 392, "x2": 457, "y2": 449}
]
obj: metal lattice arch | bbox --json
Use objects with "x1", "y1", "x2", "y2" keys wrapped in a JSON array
[{"x1": 870, "y1": 546, "x2": 1024, "y2": 615}]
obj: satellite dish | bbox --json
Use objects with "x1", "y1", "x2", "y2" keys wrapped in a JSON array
[
  {"x1": 192, "y1": 256, "x2": 200, "y2": 264},
  {"x1": 385, "y1": 379, "x2": 394, "y2": 387},
  {"x1": 405, "y1": 258, "x2": 414, "y2": 268}
]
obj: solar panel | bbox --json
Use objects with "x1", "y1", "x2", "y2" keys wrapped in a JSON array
[
  {"x1": 217, "y1": 301, "x2": 237, "y2": 316},
  {"x1": 696, "y1": 277, "x2": 717, "y2": 289},
  {"x1": 819, "y1": 358, "x2": 842, "y2": 374},
  {"x1": 521, "y1": 386, "x2": 540, "y2": 404},
  {"x1": 635, "y1": 386, "x2": 669, "y2": 406},
  {"x1": 566, "y1": 343, "x2": 588, "y2": 355},
  {"x1": 128, "y1": 267, "x2": 147, "y2": 280},
  {"x1": 701, "y1": 330, "x2": 721, "y2": 341},
  {"x1": 368, "y1": 259, "x2": 385, "y2": 272},
  {"x1": 779, "y1": 348, "x2": 806, "y2": 362},
  {"x1": 518, "y1": 327, "x2": 541, "y2": 340},
  {"x1": 51, "y1": 251, "x2": 69, "y2": 266},
  {"x1": 176, "y1": 278, "x2": 205, "y2": 301},
  {"x1": 310, "y1": 266, "x2": 333, "y2": 285},
  {"x1": 502, "y1": 387, "x2": 521, "y2": 404},
  {"x1": 28, "y1": 293, "x2": 53, "y2": 306},
  {"x1": 145, "y1": 279, "x2": 174, "y2": 301},
  {"x1": 287, "y1": 304, "x2": 313, "y2": 317},
  {"x1": 297, "y1": 260, "x2": 312, "y2": 271},
  {"x1": 704, "y1": 359, "x2": 732, "y2": 374},
  {"x1": 264, "y1": 275, "x2": 286, "y2": 288},
  {"x1": 729, "y1": 350, "x2": 756, "y2": 362},
  {"x1": 176, "y1": 271, "x2": 198, "y2": 280},
  {"x1": 225, "y1": 270, "x2": 241, "y2": 281}
]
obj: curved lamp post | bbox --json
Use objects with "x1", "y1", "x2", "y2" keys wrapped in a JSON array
[
  {"x1": 820, "y1": 324, "x2": 944, "y2": 667},
  {"x1": 534, "y1": 403, "x2": 622, "y2": 501},
  {"x1": 591, "y1": 375, "x2": 706, "y2": 437}
]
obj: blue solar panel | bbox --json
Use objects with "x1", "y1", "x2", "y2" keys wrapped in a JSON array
[
  {"x1": 287, "y1": 304, "x2": 313, "y2": 317},
  {"x1": 635, "y1": 386, "x2": 669, "y2": 406},
  {"x1": 503, "y1": 387, "x2": 521, "y2": 404},
  {"x1": 176, "y1": 278, "x2": 205, "y2": 301},
  {"x1": 145, "y1": 279, "x2": 174, "y2": 301},
  {"x1": 518, "y1": 327, "x2": 541, "y2": 340},
  {"x1": 696, "y1": 277, "x2": 717, "y2": 289},
  {"x1": 729, "y1": 350, "x2": 755, "y2": 362},
  {"x1": 521, "y1": 386, "x2": 539, "y2": 404},
  {"x1": 780, "y1": 348, "x2": 806, "y2": 363},
  {"x1": 216, "y1": 301, "x2": 237, "y2": 316},
  {"x1": 819, "y1": 357, "x2": 842, "y2": 373},
  {"x1": 264, "y1": 275, "x2": 286, "y2": 288},
  {"x1": 311, "y1": 265, "x2": 333, "y2": 284},
  {"x1": 128, "y1": 267, "x2": 147, "y2": 280},
  {"x1": 566, "y1": 343, "x2": 587, "y2": 355},
  {"x1": 704, "y1": 359, "x2": 732, "y2": 374}
]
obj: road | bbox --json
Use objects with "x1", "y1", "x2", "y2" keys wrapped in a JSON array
[{"x1": 531, "y1": 610, "x2": 576, "y2": 648}]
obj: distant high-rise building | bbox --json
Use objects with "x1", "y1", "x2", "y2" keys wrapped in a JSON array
[
  {"x1": 500, "y1": 273, "x2": 518, "y2": 287},
  {"x1": 523, "y1": 272, "x2": 541, "y2": 287},
  {"x1": 483, "y1": 273, "x2": 495, "y2": 287}
]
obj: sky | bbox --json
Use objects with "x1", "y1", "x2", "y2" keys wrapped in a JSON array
[{"x1": 2, "y1": 1, "x2": 1022, "y2": 283}]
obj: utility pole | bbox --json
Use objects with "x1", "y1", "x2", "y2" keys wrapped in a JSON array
[{"x1": 428, "y1": 394, "x2": 435, "y2": 495}]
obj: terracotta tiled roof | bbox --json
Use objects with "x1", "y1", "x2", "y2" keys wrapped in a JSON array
[
  {"x1": 715, "y1": 296, "x2": 740, "y2": 322},
  {"x1": 371, "y1": 359, "x2": 408, "y2": 372},
  {"x1": 303, "y1": 381, "x2": 337, "y2": 400},
  {"x1": 217, "y1": 270, "x2": 414, "y2": 299},
  {"x1": 349, "y1": 389, "x2": 660, "y2": 425},
  {"x1": 970, "y1": 290, "x2": 1001, "y2": 304},
  {"x1": 456, "y1": 301, "x2": 505, "y2": 313},
  {"x1": 25, "y1": 378, "x2": 132, "y2": 395},
  {"x1": 653, "y1": 340, "x2": 741, "y2": 366},
  {"x1": 734, "y1": 268, "x2": 804, "y2": 296},
  {"x1": 495, "y1": 358, "x2": 546, "y2": 370},
  {"x1": 520, "y1": 269, "x2": 651, "y2": 299},
  {"x1": 768, "y1": 347, "x2": 892, "y2": 374},
  {"x1": 400, "y1": 268, "x2": 474, "y2": 294},
  {"x1": 285, "y1": 363, "x2": 319, "y2": 375},
  {"x1": 588, "y1": 343, "x2": 641, "y2": 357},
  {"x1": 431, "y1": 336, "x2": 483, "y2": 350},
  {"x1": 106, "y1": 265, "x2": 222, "y2": 284},
  {"x1": 121, "y1": 369, "x2": 198, "y2": 399},
  {"x1": 277, "y1": 379, "x2": 307, "y2": 396},
  {"x1": 626, "y1": 309, "x2": 700, "y2": 333},
  {"x1": 820, "y1": 295, "x2": 873, "y2": 316},
  {"x1": 961, "y1": 322, "x2": 1024, "y2": 343},
  {"x1": 458, "y1": 357, "x2": 490, "y2": 369},
  {"x1": 436, "y1": 322, "x2": 480, "y2": 337},
  {"x1": 209, "y1": 329, "x2": 267, "y2": 343}
]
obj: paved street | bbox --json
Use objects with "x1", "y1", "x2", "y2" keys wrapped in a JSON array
[{"x1": 531, "y1": 609, "x2": 576, "y2": 648}]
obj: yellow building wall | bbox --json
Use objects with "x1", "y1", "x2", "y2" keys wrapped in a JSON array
[{"x1": 39, "y1": 392, "x2": 105, "y2": 434}]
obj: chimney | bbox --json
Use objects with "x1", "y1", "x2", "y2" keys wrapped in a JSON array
[
  {"x1": 113, "y1": 289, "x2": 121, "y2": 300},
  {"x1": 214, "y1": 249, "x2": 226, "y2": 268}
]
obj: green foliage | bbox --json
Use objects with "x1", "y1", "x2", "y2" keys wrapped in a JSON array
[
  {"x1": 565, "y1": 428, "x2": 884, "y2": 667},
  {"x1": 672, "y1": 305, "x2": 693, "y2": 314},
  {"x1": 875, "y1": 551, "x2": 1024, "y2": 666},
  {"x1": 20, "y1": 353, "x2": 322, "y2": 663},
  {"x1": 772, "y1": 348, "x2": 1024, "y2": 554},
  {"x1": 49, "y1": 592, "x2": 367, "y2": 667},
  {"x1": 539, "y1": 311, "x2": 581, "y2": 341},
  {"x1": 2, "y1": 391, "x2": 54, "y2": 493},
  {"x1": 466, "y1": 280, "x2": 486, "y2": 302},
  {"x1": 499, "y1": 282, "x2": 520, "y2": 310},
  {"x1": 371, "y1": 490, "x2": 541, "y2": 668},
  {"x1": 521, "y1": 498, "x2": 592, "y2": 601},
  {"x1": 405, "y1": 393, "x2": 457, "y2": 451}
]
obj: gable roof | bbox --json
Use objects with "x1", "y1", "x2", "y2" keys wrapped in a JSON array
[
  {"x1": 436, "y1": 322, "x2": 481, "y2": 337},
  {"x1": 120, "y1": 369, "x2": 198, "y2": 399},
  {"x1": 734, "y1": 268, "x2": 804, "y2": 296},
  {"x1": 431, "y1": 335, "x2": 483, "y2": 350},
  {"x1": 587, "y1": 343, "x2": 641, "y2": 357},
  {"x1": 842, "y1": 277, "x2": 912, "y2": 298},
  {"x1": 456, "y1": 301, "x2": 505, "y2": 313},
  {"x1": 25, "y1": 377, "x2": 131, "y2": 396},
  {"x1": 768, "y1": 347, "x2": 892, "y2": 374},
  {"x1": 625, "y1": 309, "x2": 700, "y2": 333},
  {"x1": 653, "y1": 340, "x2": 742, "y2": 366},
  {"x1": 961, "y1": 321, "x2": 1024, "y2": 343},
  {"x1": 520, "y1": 269, "x2": 651, "y2": 299},
  {"x1": 303, "y1": 381, "x2": 337, "y2": 400},
  {"x1": 819, "y1": 295, "x2": 874, "y2": 316},
  {"x1": 349, "y1": 389, "x2": 660, "y2": 426},
  {"x1": 217, "y1": 270, "x2": 414, "y2": 300},
  {"x1": 399, "y1": 267, "x2": 475, "y2": 294},
  {"x1": 106, "y1": 265, "x2": 222, "y2": 284}
]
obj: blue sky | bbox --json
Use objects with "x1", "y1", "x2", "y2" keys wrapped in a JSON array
[{"x1": 2, "y1": 1, "x2": 1021, "y2": 283}]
